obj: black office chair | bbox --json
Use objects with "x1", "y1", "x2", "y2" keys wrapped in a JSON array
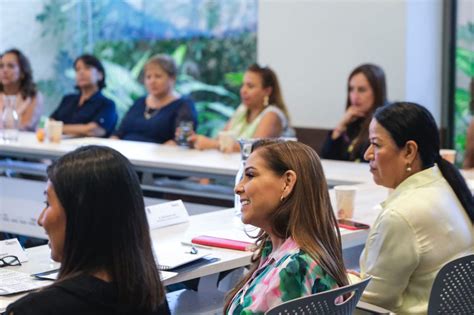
[
  {"x1": 356, "y1": 254, "x2": 474, "y2": 315},
  {"x1": 264, "y1": 276, "x2": 372, "y2": 315},
  {"x1": 427, "y1": 254, "x2": 474, "y2": 315}
]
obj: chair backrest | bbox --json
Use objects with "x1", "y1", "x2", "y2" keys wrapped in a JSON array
[
  {"x1": 264, "y1": 276, "x2": 372, "y2": 315},
  {"x1": 428, "y1": 254, "x2": 474, "y2": 315}
]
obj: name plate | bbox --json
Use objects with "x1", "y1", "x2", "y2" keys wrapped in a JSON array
[
  {"x1": 146, "y1": 200, "x2": 189, "y2": 230},
  {"x1": 0, "y1": 238, "x2": 28, "y2": 262}
]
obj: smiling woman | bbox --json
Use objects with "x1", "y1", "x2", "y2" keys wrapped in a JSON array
[
  {"x1": 189, "y1": 64, "x2": 291, "y2": 153},
  {"x1": 225, "y1": 139, "x2": 348, "y2": 314}
]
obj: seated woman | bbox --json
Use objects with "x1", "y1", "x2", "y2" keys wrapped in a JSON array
[
  {"x1": 321, "y1": 64, "x2": 387, "y2": 162},
  {"x1": 225, "y1": 139, "x2": 348, "y2": 314},
  {"x1": 463, "y1": 117, "x2": 474, "y2": 169},
  {"x1": 5, "y1": 146, "x2": 170, "y2": 315},
  {"x1": 112, "y1": 54, "x2": 197, "y2": 144},
  {"x1": 190, "y1": 64, "x2": 290, "y2": 152},
  {"x1": 360, "y1": 102, "x2": 474, "y2": 314},
  {"x1": 0, "y1": 48, "x2": 43, "y2": 131},
  {"x1": 50, "y1": 54, "x2": 117, "y2": 137}
]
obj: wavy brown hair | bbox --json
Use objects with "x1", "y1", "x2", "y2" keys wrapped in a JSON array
[
  {"x1": 345, "y1": 64, "x2": 387, "y2": 159},
  {"x1": 224, "y1": 139, "x2": 348, "y2": 311},
  {"x1": 247, "y1": 63, "x2": 290, "y2": 121},
  {"x1": 0, "y1": 48, "x2": 37, "y2": 99}
]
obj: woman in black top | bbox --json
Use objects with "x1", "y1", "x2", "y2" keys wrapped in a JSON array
[
  {"x1": 321, "y1": 64, "x2": 387, "y2": 162},
  {"x1": 6, "y1": 146, "x2": 170, "y2": 315},
  {"x1": 51, "y1": 54, "x2": 117, "y2": 137}
]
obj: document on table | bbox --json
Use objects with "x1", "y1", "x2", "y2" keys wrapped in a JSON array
[{"x1": 0, "y1": 269, "x2": 51, "y2": 295}]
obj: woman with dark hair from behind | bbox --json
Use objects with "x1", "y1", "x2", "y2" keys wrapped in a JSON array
[
  {"x1": 360, "y1": 102, "x2": 474, "y2": 314},
  {"x1": 225, "y1": 139, "x2": 347, "y2": 314},
  {"x1": 0, "y1": 48, "x2": 43, "y2": 131},
  {"x1": 321, "y1": 63, "x2": 387, "y2": 162},
  {"x1": 6, "y1": 146, "x2": 170, "y2": 315},
  {"x1": 50, "y1": 54, "x2": 117, "y2": 137}
]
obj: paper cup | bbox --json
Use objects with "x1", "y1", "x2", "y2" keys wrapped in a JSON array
[
  {"x1": 218, "y1": 131, "x2": 236, "y2": 153},
  {"x1": 334, "y1": 185, "x2": 357, "y2": 219},
  {"x1": 47, "y1": 120, "x2": 63, "y2": 143},
  {"x1": 440, "y1": 149, "x2": 456, "y2": 164}
]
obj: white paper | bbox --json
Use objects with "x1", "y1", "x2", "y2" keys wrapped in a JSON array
[
  {"x1": 146, "y1": 200, "x2": 189, "y2": 229},
  {"x1": 0, "y1": 269, "x2": 51, "y2": 295},
  {"x1": 0, "y1": 238, "x2": 28, "y2": 262}
]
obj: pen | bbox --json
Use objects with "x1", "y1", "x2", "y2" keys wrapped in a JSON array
[{"x1": 181, "y1": 241, "x2": 213, "y2": 250}]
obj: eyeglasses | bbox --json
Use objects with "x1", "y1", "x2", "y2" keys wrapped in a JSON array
[{"x1": 0, "y1": 255, "x2": 21, "y2": 267}]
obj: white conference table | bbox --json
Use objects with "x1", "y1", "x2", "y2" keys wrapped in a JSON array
[
  {"x1": 0, "y1": 132, "x2": 373, "y2": 185},
  {"x1": 0, "y1": 180, "x2": 389, "y2": 311}
]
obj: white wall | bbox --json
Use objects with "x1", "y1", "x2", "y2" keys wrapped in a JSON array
[
  {"x1": 405, "y1": 0, "x2": 443, "y2": 122},
  {"x1": 259, "y1": 0, "x2": 443, "y2": 128}
]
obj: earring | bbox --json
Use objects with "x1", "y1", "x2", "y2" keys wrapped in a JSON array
[
  {"x1": 406, "y1": 164, "x2": 412, "y2": 172},
  {"x1": 263, "y1": 95, "x2": 269, "y2": 107},
  {"x1": 280, "y1": 195, "x2": 285, "y2": 202}
]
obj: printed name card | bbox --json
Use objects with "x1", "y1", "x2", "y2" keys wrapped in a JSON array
[
  {"x1": 146, "y1": 200, "x2": 189, "y2": 230},
  {"x1": 0, "y1": 238, "x2": 28, "y2": 262}
]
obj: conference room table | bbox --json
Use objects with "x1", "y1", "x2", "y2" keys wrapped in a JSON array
[
  {"x1": 0, "y1": 131, "x2": 373, "y2": 183},
  {"x1": 0, "y1": 179, "x2": 388, "y2": 312}
]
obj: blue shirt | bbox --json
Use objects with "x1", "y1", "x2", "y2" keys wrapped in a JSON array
[
  {"x1": 51, "y1": 91, "x2": 118, "y2": 137},
  {"x1": 114, "y1": 96, "x2": 197, "y2": 144}
]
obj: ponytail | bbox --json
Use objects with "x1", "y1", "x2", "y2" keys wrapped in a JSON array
[{"x1": 436, "y1": 155, "x2": 474, "y2": 223}]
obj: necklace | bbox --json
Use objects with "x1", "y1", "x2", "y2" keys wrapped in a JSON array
[{"x1": 144, "y1": 106, "x2": 160, "y2": 120}]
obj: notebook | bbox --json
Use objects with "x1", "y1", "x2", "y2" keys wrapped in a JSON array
[
  {"x1": 32, "y1": 268, "x2": 177, "y2": 282},
  {"x1": 154, "y1": 244, "x2": 210, "y2": 271},
  {"x1": 191, "y1": 235, "x2": 254, "y2": 251}
]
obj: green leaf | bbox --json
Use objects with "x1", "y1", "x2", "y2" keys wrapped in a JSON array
[
  {"x1": 455, "y1": 47, "x2": 474, "y2": 77},
  {"x1": 172, "y1": 45, "x2": 187, "y2": 67},
  {"x1": 130, "y1": 51, "x2": 151, "y2": 80},
  {"x1": 455, "y1": 88, "x2": 471, "y2": 114},
  {"x1": 225, "y1": 72, "x2": 244, "y2": 87}
]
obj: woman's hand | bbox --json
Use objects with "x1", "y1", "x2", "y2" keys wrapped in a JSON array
[
  {"x1": 188, "y1": 134, "x2": 219, "y2": 150},
  {"x1": 331, "y1": 105, "x2": 367, "y2": 140}
]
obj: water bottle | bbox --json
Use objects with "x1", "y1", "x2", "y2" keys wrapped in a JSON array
[
  {"x1": 234, "y1": 139, "x2": 254, "y2": 214},
  {"x1": 1, "y1": 96, "x2": 19, "y2": 142},
  {"x1": 175, "y1": 121, "x2": 194, "y2": 147}
]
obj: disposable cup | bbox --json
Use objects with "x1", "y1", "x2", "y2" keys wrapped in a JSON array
[
  {"x1": 440, "y1": 149, "x2": 456, "y2": 164},
  {"x1": 218, "y1": 131, "x2": 236, "y2": 153},
  {"x1": 334, "y1": 185, "x2": 357, "y2": 219},
  {"x1": 47, "y1": 120, "x2": 63, "y2": 143}
]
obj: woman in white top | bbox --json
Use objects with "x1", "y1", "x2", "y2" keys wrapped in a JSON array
[
  {"x1": 189, "y1": 64, "x2": 290, "y2": 152},
  {"x1": 360, "y1": 102, "x2": 474, "y2": 314},
  {"x1": 0, "y1": 48, "x2": 43, "y2": 131}
]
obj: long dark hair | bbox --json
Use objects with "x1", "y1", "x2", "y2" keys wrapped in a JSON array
[
  {"x1": 0, "y1": 48, "x2": 37, "y2": 99},
  {"x1": 374, "y1": 102, "x2": 474, "y2": 222},
  {"x1": 225, "y1": 139, "x2": 348, "y2": 311},
  {"x1": 247, "y1": 63, "x2": 290, "y2": 121},
  {"x1": 74, "y1": 54, "x2": 106, "y2": 90},
  {"x1": 47, "y1": 145, "x2": 165, "y2": 310},
  {"x1": 346, "y1": 64, "x2": 387, "y2": 159}
]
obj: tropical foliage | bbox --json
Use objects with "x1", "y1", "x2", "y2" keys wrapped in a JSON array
[
  {"x1": 454, "y1": 22, "x2": 474, "y2": 162},
  {"x1": 36, "y1": 0, "x2": 257, "y2": 136}
]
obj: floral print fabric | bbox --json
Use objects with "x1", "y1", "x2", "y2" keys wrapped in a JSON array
[{"x1": 227, "y1": 237, "x2": 338, "y2": 315}]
